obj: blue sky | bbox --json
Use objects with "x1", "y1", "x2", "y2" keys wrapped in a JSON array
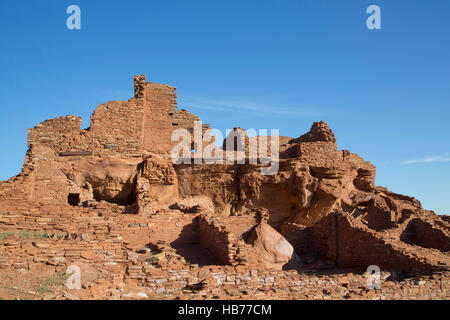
[{"x1": 0, "y1": 1, "x2": 449, "y2": 214}]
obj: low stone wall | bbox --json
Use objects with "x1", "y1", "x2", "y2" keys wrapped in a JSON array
[
  {"x1": 401, "y1": 218, "x2": 450, "y2": 252},
  {"x1": 197, "y1": 214, "x2": 233, "y2": 265},
  {"x1": 307, "y1": 213, "x2": 449, "y2": 275}
]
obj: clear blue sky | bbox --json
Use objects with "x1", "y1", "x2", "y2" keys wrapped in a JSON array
[{"x1": 0, "y1": 1, "x2": 449, "y2": 214}]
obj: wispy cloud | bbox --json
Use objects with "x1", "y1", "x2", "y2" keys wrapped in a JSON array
[
  {"x1": 180, "y1": 96, "x2": 320, "y2": 116},
  {"x1": 402, "y1": 153, "x2": 450, "y2": 165}
]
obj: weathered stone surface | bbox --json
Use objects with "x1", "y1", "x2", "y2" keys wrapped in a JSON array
[{"x1": 247, "y1": 222, "x2": 301, "y2": 270}]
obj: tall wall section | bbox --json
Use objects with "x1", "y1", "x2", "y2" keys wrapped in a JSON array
[
  {"x1": 138, "y1": 75, "x2": 211, "y2": 156},
  {"x1": 1, "y1": 75, "x2": 211, "y2": 206}
]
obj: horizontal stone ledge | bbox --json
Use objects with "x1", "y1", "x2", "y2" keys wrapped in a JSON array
[{"x1": 58, "y1": 151, "x2": 93, "y2": 157}]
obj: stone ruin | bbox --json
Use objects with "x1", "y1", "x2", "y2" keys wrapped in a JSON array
[{"x1": 0, "y1": 75, "x2": 448, "y2": 299}]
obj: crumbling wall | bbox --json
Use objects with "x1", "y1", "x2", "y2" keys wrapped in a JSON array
[
  {"x1": 335, "y1": 214, "x2": 439, "y2": 275},
  {"x1": 142, "y1": 82, "x2": 179, "y2": 154},
  {"x1": 197, "y1": 214, "x2": 258, "y2": 266},
  {"x1": 27, "y1": 100, "x2": 145, "y2": 158},
  {"x1": 89, "y1": 100, "x2": 144, "y2": 156},
  {"x1": 142, "y1": 78, "x2": 210, "y2": 155},
  {"x1": 307, "y1": 212, "x2": 449, "y2": 275},
  {"x1": 0, "y1": 181, "x2": 30, "y2": 203},
  {"x1": 401, "y1": 218, "x2": 450, "y2": 252},
  {"x1": 364, "y1": 197, "x2": 396, "y2": 231},
  {"x1": 198, "y1": 215, "x2": 232, "y2": 265},
  {"x1": 297, "y1": 142, "x2": 340, "y2": 166},
  {"x1": 27, "y1": 116, "x2": 86, "y2": 153},
  {"x1": 308, "y1": 213, "x2": 338, "y2": 260},
  {"x1": 280, "y1": 222, "x2": 312, "y2": 255},
  {"x1": 293, "y1": 120, "x2": 336, "y2": 144}
]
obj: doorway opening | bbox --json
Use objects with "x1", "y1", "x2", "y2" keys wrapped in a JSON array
[{"x1": 68, "y1": 193, "x2": 80, "y2": 206}]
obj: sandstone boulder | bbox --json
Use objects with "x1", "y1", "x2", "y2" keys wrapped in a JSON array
[{"x1": 248, "y1": 222, "x2": 301, "y2": 270}]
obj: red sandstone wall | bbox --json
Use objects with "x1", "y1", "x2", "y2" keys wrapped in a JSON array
[
  {"x1": 335, "y1": 214, "x2": 436, "y2": 275},
  {"x1": 309, "y1": 214, "x2": 338, "y2": 260},
  {"x1": 142, "y1": 81, "x2": 210, "y2": 155},
  {"x1": 308, "y1": 213, "x2": 446, "y2": 275},
  {"x1": 27, "y1": 116, "x2": 85, "y2": 153},
  {"x1": 27, "y1": 100, "x2": 145, "y2": 158},
  {"x1": 89, "y1": 100, "x2": 144, "y2": 156},
  {"x1": 401, "y1": 218, "x2": 450, "y2": 252},
  {"x1": 25, "y1": 75, "x2": 212, "y2": 163},
  {"x1": 143, "y1": 82, "x2": 178, "y2": 154},
  {"x1": 198, "y1": 215, "x2": 231, "y2": 265}
]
